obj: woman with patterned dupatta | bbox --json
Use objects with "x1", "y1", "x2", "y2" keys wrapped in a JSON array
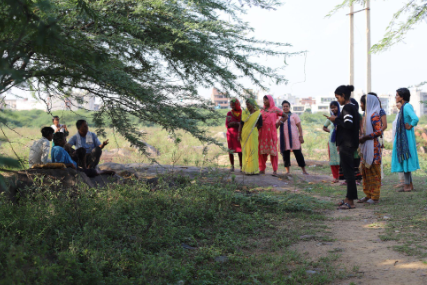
[
  {"x1": 276, "y1": 100, "x2": 308, "y2": 175},
  {"x1": 358, "y1": 94, "x2": 383, "y2": 205},
  {"x1": 237, "y1": 98, "x2": 263, "y2": 175},
  {"x1": 226, "y1": 98, "x2": 243, "y2": 172},
  {"x1": 392, "y1": 88, "x2": 419, "y2": 192},
  {"x1": 323, "y1": 101, "x2": 341, "y2": 182},
  {"x1": 259, "y1": 95, "x2": 288, "y2": 176}
]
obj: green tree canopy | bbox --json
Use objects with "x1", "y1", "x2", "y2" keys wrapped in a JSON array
[
  {"x1": 1, "y1": 0, "x2": 292, "y2": 154},
  {"x1": 329, "y1": 0, "x2": 427, "y2": 53}
]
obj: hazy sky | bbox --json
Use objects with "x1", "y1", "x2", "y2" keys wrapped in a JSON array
[
  {"x1": 200, "y1": 0, "x2": 427, "y2": 99},
  {"x1": 6, "y1": 0, "x2": 427, "y2": 101}
]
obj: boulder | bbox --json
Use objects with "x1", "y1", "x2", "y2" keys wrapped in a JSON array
[
  {"x1": 3, "y1": 168, "x2": 123, "y2": 203},
  {"x1": 130, "y1": 142, "x2": 160, "y2": 157},
  {"x1": 214, "y1": 132, "x2": 227, "y2": 139}
]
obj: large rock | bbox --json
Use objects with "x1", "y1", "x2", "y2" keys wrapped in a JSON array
[
  {"x1": 3, "y1": 168, "x2": 122, "y2": 203},
  {"x1": 130, "y1": 142, "x2": 160, "y2": 157},
  {"x1": 214, "y1": 132, "x2": 227, "y2": 139}
]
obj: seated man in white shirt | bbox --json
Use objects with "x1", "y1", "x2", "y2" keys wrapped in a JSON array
[
  {"x1": 67, "y1": 120, "x2": 109, "y2": 169},
  {"x1": 28, "y1": 127, "x2": 54, "y2": 168}
]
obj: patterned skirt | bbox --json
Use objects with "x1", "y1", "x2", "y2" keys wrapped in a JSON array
[{"x1": 361, "y1": 163, "x2": 381, "y2": 201}]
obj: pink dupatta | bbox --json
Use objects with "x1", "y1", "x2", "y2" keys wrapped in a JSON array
[{"x1": 259, "y1": 95, "x2": 283, "y2": 156}]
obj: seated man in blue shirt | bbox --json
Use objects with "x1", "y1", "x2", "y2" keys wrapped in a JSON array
[
  {"x1": 52, "y1": 132, "x2": 114, "y2": 177},
  {"x1": 67, "y1": 120, "x2": 109, "y2": 169}
]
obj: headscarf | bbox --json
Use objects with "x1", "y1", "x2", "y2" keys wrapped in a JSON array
[
  {"x1": 392, "y1": 104, "x2": 401, "y2": 140},
  {"x1": 263, "y1": 95, "x2": 276, "y2": 111},
  {"x1": 360, "y1": 94, "x2": 381, "y2": 168},
  {"x1": 329, "y1": 101, "x2": 340, "y2": 143},
  {"x1": 245, "y1": 98, "x2": 258, "y2": 110},
  {"x1": 230, "y1": 98, "x2": 242, "y2": 119},
  {"x1": 396, "y1": 102, "x2": 411, "y2": 163}
]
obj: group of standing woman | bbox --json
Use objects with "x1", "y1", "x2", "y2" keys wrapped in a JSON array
[
  {"x1": 226, "y1": 96, "x2": 308, "y2": 176},
  {"x1": 325, "y1": 85, "x2": 419, "y2": 210}
]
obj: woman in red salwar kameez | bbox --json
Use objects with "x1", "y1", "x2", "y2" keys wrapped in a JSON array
[
  {"x1": 226, "y1": 98, "x2": 242, "y2": 171},
  {"x1": 258, "y1": 95, "x2": 287, "y2": 176}
]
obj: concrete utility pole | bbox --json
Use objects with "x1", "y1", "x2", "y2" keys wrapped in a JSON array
[
  {"x1": 349, "y1": 3, "x2": 354, "y2": 87},
  {"x1": 366, "y1": 0, "x2": 372, "y2": 93}
]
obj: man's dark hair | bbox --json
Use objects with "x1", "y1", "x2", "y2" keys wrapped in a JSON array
[
  {"x1": 53, "y1": 132, "x2": 65, "y2": 145},
  {"x1": 396, "y1": 88, "x2": 411, "y2": 102},
  {"x1": 281, "y1": 100, "x2": 291, "y2": 107},
  {"x1": 52, "y1": 116, "x2": 59, "y2": 122},
  {"x1": 76, "y1": 119, "x2": 87, "y2": 129},
  {"x1": 41, "y1": 127, "x2": 54, "y2": 138}
]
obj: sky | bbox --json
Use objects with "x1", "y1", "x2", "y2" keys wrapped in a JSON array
[
  {"x1": 6, "y1": 0, "x2": 427, "y2": 101},
  {"x1": 200, "y1": 0, "x2": 427, "y2": 99}
]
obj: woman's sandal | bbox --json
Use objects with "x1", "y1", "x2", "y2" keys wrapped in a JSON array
[
  {"x1": 337, "y1": 200, "x2": 345, "y2": 206},
  {"x1": 397, "y1": 188, "x2": 411, "y2": 192},
  {"x1": 365, "y1": 199, "x2": 379, "y2": 205},
  {"x1": 357, "y1": 197, "x2": 369, "y2": 203},
  {"x1": 337, "y1": 203, "x2": 355, "y2": 210}
]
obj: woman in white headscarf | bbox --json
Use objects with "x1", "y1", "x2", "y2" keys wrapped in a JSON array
[
  {"x1": 358, "y1": 94, "x2": 383, "y2": 205},
  {"x1": 391, "y1": 102, "x2": 404, "y2": 188}
]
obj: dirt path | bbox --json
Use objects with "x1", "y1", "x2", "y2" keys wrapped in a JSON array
[
  {"x1": 99, "y1": 162, "x2": 333, "y2": 188},
  {"x1": 291, "y1": 205, "x2": 427, "y2": 284},
  {"x1": 99, "y1": 162, "x2": 427, "y2": 284}
]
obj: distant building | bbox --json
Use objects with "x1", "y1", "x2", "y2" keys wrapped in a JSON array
[
  {"x1": 313, "y1": 95, "x2": 336, "y2": 113},
  {"x1": 210, "y1": 88, "x2": 229, "y2": 109},
  {"x1": 409, "y1": 88, "x2": 427, "y2": 117},
  {"x1": 2, "y1": 92, "x2": 98, "y2": 111},
  {"x1": 291, "y1": 105, "x2": 306, "y2": 116},
  {"x1": 2, "y1": 98, "x2": 46, "y2": 111},
  {"x1": 46, "y1": 92, "x2": 96, "y2": 111},
  {"x1": 273, "y1": 93, "x2": 298, "y2": 108},
  {"x1": 299, "y1": 97, "x2": 316, "y2": 106}
]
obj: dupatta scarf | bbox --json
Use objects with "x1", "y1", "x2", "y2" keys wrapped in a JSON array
[
  {"x1": 396, "y1": 102, "x2": 411, "y2": 163},
  {"x1": 330, "y1": 101, "x2": 340, "y2": 143},
  {"x1": 360, "y1": 94, "x2": 381, "y2": 168},
  {"x1": 230, "y1": 98, "x2": 242, "y2": 120}
]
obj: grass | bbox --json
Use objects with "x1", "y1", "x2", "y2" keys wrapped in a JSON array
[
  {"x1": 301, "y1": 164, "x2": 427, "y2": 261},
  {"x1": 0, "y1": 170, "x2": 349, "y2": 284}
]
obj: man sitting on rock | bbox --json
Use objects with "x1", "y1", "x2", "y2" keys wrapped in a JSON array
[
  {"x1": 67, "y1": 120, "x2": 109, "y2": 169},
  {"x1": 29, "y1": 127, "x2": 55, "y2": 168},
  {"x1": 52, "y1": 133, "x2": 114, "y2": 177}
]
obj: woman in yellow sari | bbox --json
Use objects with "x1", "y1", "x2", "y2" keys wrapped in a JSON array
[{"x1": 238, "y1": 98, "x2": 263, "y2": 175}]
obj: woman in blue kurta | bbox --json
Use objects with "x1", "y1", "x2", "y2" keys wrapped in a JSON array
[{"x1": 391, "y1": 88, "x2": 420, "y2": 192}]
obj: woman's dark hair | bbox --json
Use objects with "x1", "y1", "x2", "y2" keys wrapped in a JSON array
[
  {"x1": 76, "y1": 119, "x2": 87, "y2": 129},
  {"x1": 281, "y1": 100, "x2": 290, "y2": 107},
  {"x1": 350, "y1": 98, "x2": 359, "y2": 111},
  {"x1": 41, "y1": 127, "x2": 54, "y2": 138},
  {"x1": 53, "y1": 132, "x2": 65, "y2": 145},
  {"x1": 263, "y1": 95, "x2": 268, "y2": 99},
  {"x1": 330, "y1": 101, "x2": 339, "y2": 108},
  {"x1": 396, "y1": 88, "x2": 411, "y2": 102},
  {"x1": 52, "y1": 116, "x2": 59, "y2": 122},
  {"x1": 334, "y1": 85, "x2": 355, "y2": 100},
  {"x1": 360, "y1": 94, "x2": 366, "y2": 105}
]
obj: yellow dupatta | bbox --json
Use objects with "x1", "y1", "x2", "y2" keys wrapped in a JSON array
[{"x1": 241, "y1": 109, "x2": 261, "y2": 174}]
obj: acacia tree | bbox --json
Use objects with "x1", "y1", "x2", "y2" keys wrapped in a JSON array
[
  {"x1": 1, "y1": 0, "x2": 292, "y2": 155},
  {"x1": 330, "y1": 0, "x2": 427, "y2": 53}
]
